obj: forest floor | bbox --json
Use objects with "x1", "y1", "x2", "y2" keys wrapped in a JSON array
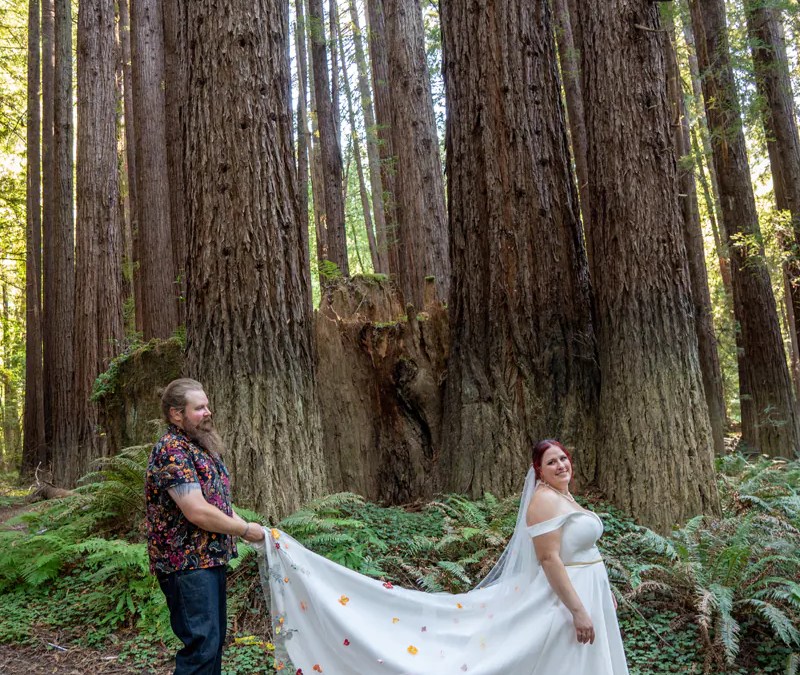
[
  {"x1": 0, "y1": 490, "x2": 173, "y2": 674},
  {"x1": 0, "y1": 639, "x2": 171, "y2": 674}
]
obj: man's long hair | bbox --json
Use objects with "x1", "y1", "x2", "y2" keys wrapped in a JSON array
[
  {"x1": 160, "y1": 378, "x2": 204, "y2": 423},
  {"x1": 159, "y1": 378, "x2": 225, "y2": 456}
]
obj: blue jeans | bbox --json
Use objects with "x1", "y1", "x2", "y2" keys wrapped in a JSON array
[{"x1": 158, "y1": 566, "x2": 227, "y2": 675}]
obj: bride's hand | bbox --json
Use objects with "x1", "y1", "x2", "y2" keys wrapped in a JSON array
[{"x1": 572, "y1": 609, "x2": 595, "y2": 644}]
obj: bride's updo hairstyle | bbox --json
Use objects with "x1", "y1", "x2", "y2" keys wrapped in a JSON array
[{"x1": 531, "y1": 439, "x2": 572, "y2": 480}]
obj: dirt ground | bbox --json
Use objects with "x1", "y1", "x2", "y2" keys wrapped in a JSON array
[{"x1": 0, "y1": 642, "x2": 172, "y2": 674}]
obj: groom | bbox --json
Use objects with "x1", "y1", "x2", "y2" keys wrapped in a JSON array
[{"x1": 145, "y1": 378, "x2": 265, "y2": 675}]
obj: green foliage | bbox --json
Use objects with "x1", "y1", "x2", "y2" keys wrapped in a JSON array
[
  {"x1": 2, "y1": 452, "x2": 799, "y2": 674},
  {"x1": 90, "y1": 333, "x2": 185, "y2": 402},
  {"x1": 622, "y1": 454, "x2": 800, "y2": 672}
]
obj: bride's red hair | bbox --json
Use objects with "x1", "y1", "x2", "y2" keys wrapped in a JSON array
[{"x1": 531, "y1": 439, "x2": 572, "y2": 480}]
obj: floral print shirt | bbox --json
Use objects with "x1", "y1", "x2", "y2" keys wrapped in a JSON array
[{"x1": 145, "y1": 424, "x2": 237, "y2": 576}]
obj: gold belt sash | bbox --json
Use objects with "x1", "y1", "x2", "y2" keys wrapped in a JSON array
[{"x1": 564, "y1": 558, "x2": 603, "y2": 567}]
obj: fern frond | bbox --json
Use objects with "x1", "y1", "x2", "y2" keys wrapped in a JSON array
[
  {"x1": 435, "y1": 560, "x2": 472, "y2": 586},
  {"x1": 739, "y1": 599, "x2": 800, "y2": 647}
]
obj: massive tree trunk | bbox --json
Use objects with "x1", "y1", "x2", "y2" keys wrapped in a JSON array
[
  {"x1": 365, "y1": 0, "x2": 399, "y2": 272},
  {"x1": 41, "y1": 0, "x2": 54, "y2": 452},
  {"x1": 118, "y1": 0, "x2": 142, "y2": 333},
  {"x1": 308, "y1": 0, "x2": 349, "y2": 276},
  {"x1": 339, "y1": 22, "x2": 380, "y2": 271},
  {"x1": 440, "y1": 0, "x2": 598, "y2": 496},
  {"x1": 294, "y1": 0, "x2": 313, "y2": 309},
  {"x1": 681, "y1": 7, "x2": 732, "y2": 298},
  {"x1": 350, "y1": 0, "x2": 388, "y2": 272},
  {"x1": 330, "y1": 0, "x2": 341, "y2": 142},
  {"x1": 665, "y1": 14, "x2": 727, "y2": 456},
  {"x1": 552, "y1": 0, "x2": 591, "y2": 239},
  {"x1": 130, "y1": 0, "x2": 178, "y2": 339},
  {"x1": 306, "y1": 10, "x2": 328, "y2": 271},
  {"x1": 384, "y1": 0, "x2": 449, "y2": 307},
  {"x1": 163, "y1": 0, "x2": 187, "y2": 320},
  {"x1": 68, "y1": 0, "x2": 125, "y2": 485},
  {"x1": 21, "y1": 0, "x2": 46, "y2": 477},
  {"x1": 184, "y1": 0, "x2": 326, "y2": 519},
  {"x1": 745, "y1": 0, "x2": 800, "y2": 368},
  {"x1": 48, "y1": 0, "x2": 75, "y2": 466},
  {"x1": 575, "y1": 0, "x2": 719, "y2": 530},
  {"x1": 689, "y1": 0, "x2": 800, "y2": 457}
]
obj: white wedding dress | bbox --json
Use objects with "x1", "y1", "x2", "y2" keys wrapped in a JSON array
[{"x1": 258, "y1": 469, "x2": 629, "y2": 674}]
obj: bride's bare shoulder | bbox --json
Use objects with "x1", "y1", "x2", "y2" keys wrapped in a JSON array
[{"x1": 526, "y1": 488, "x2": 564, "y2": 527}]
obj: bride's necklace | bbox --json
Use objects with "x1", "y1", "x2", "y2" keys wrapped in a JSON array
[{"x1": 541, "y1": 480, "x2": 576, "y2": 503}]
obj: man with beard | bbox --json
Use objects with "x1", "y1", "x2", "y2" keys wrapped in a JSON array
[{"x1": 145, "y1": 378, "x2": 265, "y2": 675}]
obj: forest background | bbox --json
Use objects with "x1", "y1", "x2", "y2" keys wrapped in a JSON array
[{"x1": 0, "y1": 0, "x2": 800, "y2": 672}]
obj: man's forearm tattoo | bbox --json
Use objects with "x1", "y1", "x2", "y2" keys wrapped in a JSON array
[{"x1": 170, "y1": 482, "x2": 201, "y2": 497}]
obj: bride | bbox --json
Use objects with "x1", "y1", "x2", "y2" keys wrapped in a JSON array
[{"x1": 258, "y1": 440, "x2": 629, "y2": 674}]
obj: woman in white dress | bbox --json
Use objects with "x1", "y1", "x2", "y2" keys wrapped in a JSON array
[{"x1": 259, "y1": 440, "x2": 629, "y2": 674}]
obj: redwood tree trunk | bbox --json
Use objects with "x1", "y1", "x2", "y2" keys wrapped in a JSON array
[
  {"x1": 665, "y1": 14, "x2": 727, "y2": 456},
  {"x1": 552, "y1": 0, "x2": 591, "y2": 238},
  {"x1": 294, "y1": 0, "x2": 313, "y2": 309},
  {"x1": 681, "y1": 8, "x2": 732, "y2": 299},
  {"x1": 130, "y1": 0, "x2": 178, "y2": 339},
  {"x1": 350, "y1": 0, "x2": 388, "y2": 272},
  {"x1": 339, "y1": 22, "x2": 380, "y2": 271},
  {"x1": 575, "y1": 0, "x2": 719, "y2": 529},
  {"x1": 184, "y1": 0, "x2": 326, "y2": 519},
  {"x1": 308, "y1": 0, "x2": 349, "y2": 276},
  {"x1": 48, "y1": 0, "x2": 75, "y2": 466},
  {"x1": 690, "y1": 0, "x2": 800, "y2": 457},
  {"x1": 366, "y1": 0, "x2": 399, "y2": 272},
  {"x1": 163, "y1": 0, "x2": 187, "y2": 320},
  {"x1": 21, "y1": 0, "x2": 46, "y2": 477},
  {"x1": 118, "y1": 0, "x2": 142, "y2": 333},
  {"x1": 385, "y1": 0, "x2": 449, "y2": 307},
  {"x1": 441, "y1": 0, "x2": 599, "y2": 496},
  {"x1": 68, "y1": 0, "x2": 125, "y2": 485},
  {"x1": 745, "y1": 0, "x2": 800, "y2": 371},
  {"x1": 306, "y1": 19, "x2": 328, "y2": 269},
  {"x1": 41, "y1": 0, "x2": 54, "y2": 452}
]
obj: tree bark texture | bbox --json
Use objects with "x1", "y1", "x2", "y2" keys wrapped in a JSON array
[
  {"x1": 366, "y1": 0, "x2": 400, "y2": 272},
  {"x1": 66, "y1": 0, "x2": 125, "y2": 485},
  {"x1": 576, "y1": 0, "x2": 720, "y2": 530},
  {"x1": 317, "y1": 279, "x2": 447, "y2": 501},
  {"x1": 48, "y1": 0, "x2": 75, "y2": 462},
  {"x1": 118, "y1": 0, "x2": 142, "y2": 334},
  {"x1": 350, "y1": 0, "x2": 389, "y2": 272},
  {"x1": 163, "y1": 0, "x2": 187, "y2": 320},
  {"x1": 339, "y1": 24, "x2": 380, "y2": 272},
  {"x1": 184, "y1": 0, "x2": 326, "y2": 519},
  {"x1": 22, "y1": 0, "x2": 46, "y2": 477},
  {"x1": 689, "y1": 0, "x2": 800, "y2": 457},
  {"x1": 681, "y1": 8, "x2": 733, "y2": 299},
  {"x1": 665, "y1": 15, "x2": 727, "y2": 456},
  {"x1": 745, "y1": 0, "x2": 800, "y2": 372},
  {"x1": 41, "y1": 0, "x2": 54, "y2": 451},
  {"x1": 306, "y1": 22, "x2": 329, "y2": 273},
  {"x1": 330, "y1": 0, "x2": 341, "y2": 143},
  {"x1": 440, "y1": 0, "x2": 599, "y2": 497},
  {"x1": 294, "y1": 0, "x2": 313, "y2": 311},
  {"x1": 384, "y1": 0, "x2": 449, "y2": 307},
  {"x1": 130, "y1": 0, "x2": 178, "y2": 339},
  {"x1": 552, "y1": 0, "x2": 591, "y2": 240},
  {"x1": 308, "y1": 0, "x2": 349, "y2": 276}
]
